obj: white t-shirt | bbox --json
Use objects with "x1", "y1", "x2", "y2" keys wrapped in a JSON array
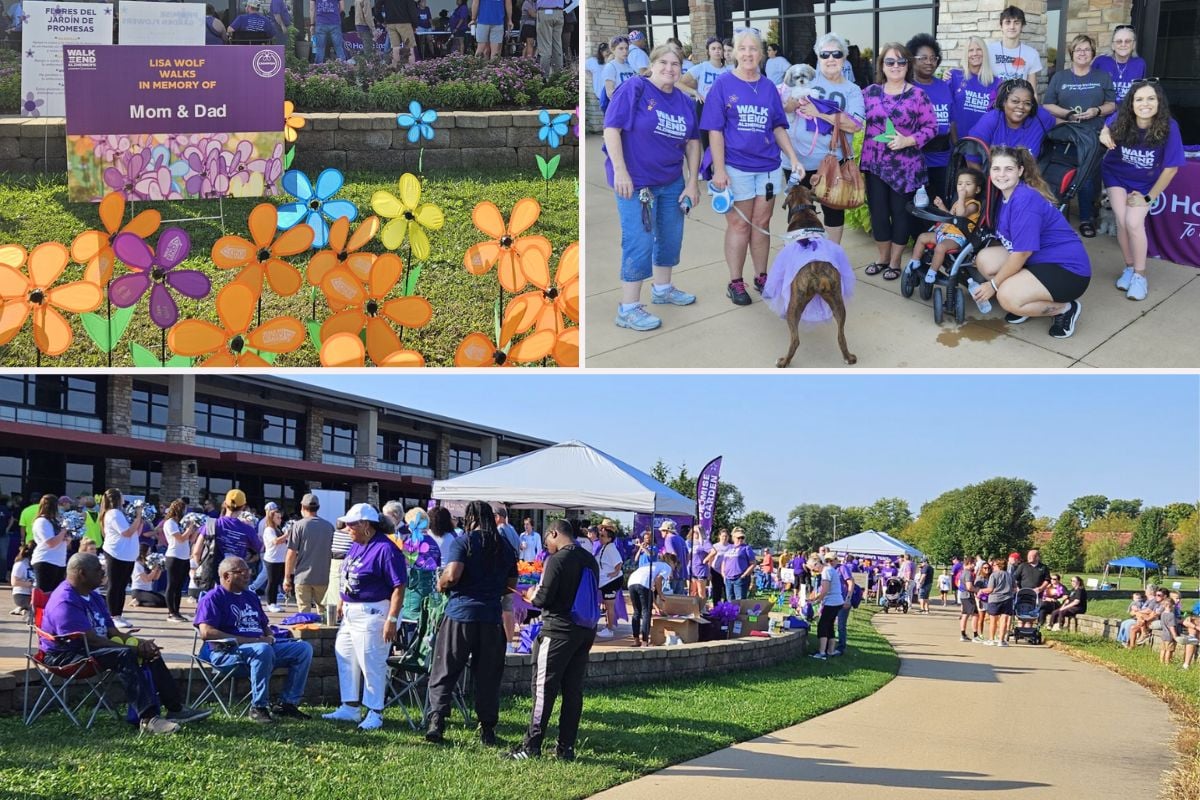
[
  {"x1": 628, "y1": 560, "x2": 672, "y2": 591},
  {"x1": 262, "y1": 526, "x2": 288, "y2": 563},
  {"x1": 820, "y1": 565, "x2": 845, "y2": 607},
  {"x1": 766, "y1": 55, "x2": 790, "y2": 84},
  {"x1": 11, "y1": 559, "x2": 33, "y2": 596},
  {"x1": 987, "y1": 40, "x2": 1042, "y2": 83},
  {"x1": 687, "y1": 61, "x2": 729, "y2": 100},
  {"x1": 601, "y1": 60, "x2": 636, "y2": 98},
  {"x1": 31, "y1": 516, "x2": 66, "y2": 567},
  {"x1": 597, "y1": 542, "x2": 624, "y2": 585},
  {"x1": 132, "y1": 561, "x2": 158, "y2": 592},
  {"x1": 627, "y1": 44, "x2": 649, "y2": 72},
  {"x1": 164, "y1": 518, "x2": 190, "y2": 560},
  {"x1": 103, "y1": 509, "x2": 140, "y2": 562},
  {"x1": 586, "y1": 56, "x2": 606, "y2": 99}
]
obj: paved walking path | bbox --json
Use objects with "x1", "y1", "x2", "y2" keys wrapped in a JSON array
[{"x1": 591, "y1": 604, "x2": 1174, "y2": 799}]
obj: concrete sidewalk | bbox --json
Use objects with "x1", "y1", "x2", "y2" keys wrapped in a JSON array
[
  {"x1": 590, "y1": 604, "x2": 1175, "y2": 799},
  {"x1": 584, "y1": 135, "x2": 1200, "y2": 368}
]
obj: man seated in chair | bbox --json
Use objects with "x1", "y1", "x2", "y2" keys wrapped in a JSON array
[
  {"x1": 227, "y1": 0, "x2": 278, "y2": 41},
  {"x1": 195, "y1": 556, "x2": 313, "y2": 724},
  {"x1": 40, "y1": 553, "x2": 212, "y2": 734}
]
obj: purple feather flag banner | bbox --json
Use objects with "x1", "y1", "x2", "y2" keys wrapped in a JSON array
[{"x1": 696, "y1": 456, "x2": 722, "y2": 537}]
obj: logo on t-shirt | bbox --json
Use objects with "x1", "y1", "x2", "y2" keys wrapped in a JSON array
[
  {"x1": 1119, "y1": 145, "x2": 1157, "y2": 170},
  {"x1": 734, "y1": 103, "x2": 768, "y2": 133},
  {"x1": 90, "y1": 607, "x2": 107, "y2": 637},
  {"x1": 933, "y1": 102, "x2": 950, "y2": 127},
  {"x1": 232, "y1": 602, "x2": 263, "y2": 635},
  {"x1": 962, "y1": 89, "x2": 992, "y2": 114},
  {"x1": 653, "y1": 109, "x2": 688, "y2": 140}
]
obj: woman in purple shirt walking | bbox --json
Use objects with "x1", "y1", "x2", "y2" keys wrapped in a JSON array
[{"x1": 860, "y1": 43, "x2": 936, "y2": 280}]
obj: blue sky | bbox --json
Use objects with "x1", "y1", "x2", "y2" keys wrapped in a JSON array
[{"x1": 297, "y1": 374, "x2": 1199, "y2": 529}]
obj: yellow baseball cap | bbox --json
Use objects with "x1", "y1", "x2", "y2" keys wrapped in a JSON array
[{"x1": 225, "y1": 489, "x2": 247, "y2": 508}]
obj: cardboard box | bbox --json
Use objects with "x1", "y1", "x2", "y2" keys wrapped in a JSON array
[
  {"x1": 733, "y1": 612, "x2": 770, "y2": 636},
  {"x1": 659, "y1": 595, "x2": 704, "y2": 618},
  {"x1": 650, "y1": 616, "x2": 702, "y2": 645}
]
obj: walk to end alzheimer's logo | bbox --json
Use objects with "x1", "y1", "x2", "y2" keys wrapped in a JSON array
[
  {"x1": 1149, "y1": 190, "x2": 1200, "y2": 241},
  {"x1": 65, "y1": 47, "x2": 95, "y2": 70}
]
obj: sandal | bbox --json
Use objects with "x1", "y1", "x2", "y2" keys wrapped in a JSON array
[
  {"x1": 864, "y1": 262, "x2": 888, "y2": 276},
  {"x1": 882, "y1": 266, "x2": 902, "y2": 280},
  {"x1": 1079, "y1": 221, "x2": 1096, "y2": 238}
]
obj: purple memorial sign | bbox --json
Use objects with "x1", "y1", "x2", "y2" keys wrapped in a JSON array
[
  {"x1": 696, "y1": 456, "x2": 722, "y2": 537},
  {"x1": 1146, "y1": 160, "x2": 1200, "y2": 269}
]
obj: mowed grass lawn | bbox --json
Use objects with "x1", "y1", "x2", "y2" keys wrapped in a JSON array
[
  {"x1": 0, "y1": 170, "x2": 577, "y2": 367},
  {"x1": 0, "y1": 610, "x2": 897, "y2": 800}
]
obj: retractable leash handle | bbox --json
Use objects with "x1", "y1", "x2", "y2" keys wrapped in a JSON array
[{"x1": 639, "y1": 187, "x2": 653, "y2": 232}]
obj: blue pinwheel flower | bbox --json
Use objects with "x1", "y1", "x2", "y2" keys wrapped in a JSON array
[
  {"x1": 538, "y1": 109, "x2": 571, "y2": 149},
  {"x1": 277, "y1": 168, "x2": 358, "y2": 249},
  {"x1": 397, "y1": 100, "x2": 438, "y2": 144}
]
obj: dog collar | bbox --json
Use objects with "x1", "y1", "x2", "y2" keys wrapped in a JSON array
[{"x1": 785, "y1": 227, "x2": 826, "y2": 242}]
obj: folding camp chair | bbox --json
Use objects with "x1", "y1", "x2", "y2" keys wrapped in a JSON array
[
  {"x1": 23, "y1": 588, "x2": 121, "y2": 728},
  {"x1": 385, "y1": 591, "x2": 472, "y2": 730},
  {"x1": 185, "y1": 629, "x2": 253, "y2": 717}
]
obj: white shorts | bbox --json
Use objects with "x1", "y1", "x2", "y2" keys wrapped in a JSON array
[
  {"x1": 475, "y1": 23, "x2": 504, "y2": 44},
  {"x1": 726, "y1": 164, "x2": 784, "y2": 202}
]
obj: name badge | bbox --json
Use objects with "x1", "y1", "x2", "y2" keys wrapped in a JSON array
[{"x1": 544, "y1": 7, "x2": 554, "y2": 12}]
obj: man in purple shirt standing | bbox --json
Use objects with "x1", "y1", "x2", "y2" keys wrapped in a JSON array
[
  {"x1": 39, "y1": 553, "x2": 211, "y2": 734},
  {"x1": 660, "y1": 520, "x2": 689, "y2": 595},
  {"x1": 309, "y1": 0, "x2": 348, "y2": 63}
]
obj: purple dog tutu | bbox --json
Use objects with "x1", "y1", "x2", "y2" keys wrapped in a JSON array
[{"x1": 761, "y1": 236, "x2": 856, "y2": 323}]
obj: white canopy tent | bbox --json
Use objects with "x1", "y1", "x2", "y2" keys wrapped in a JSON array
[
  {"x1": 823, "y1": 530, "x2": 924, "y2": 559},
  {"x1": 431, "y1": 440, "x2": 696, "y2": 515}
]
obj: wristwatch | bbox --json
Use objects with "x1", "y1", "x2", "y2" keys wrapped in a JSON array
[
  {"x1": 386, "y1": 615, "x2": 398, "y2": 624},
  {"x1": 1143, "y1": 193, "x2": 1154, "y2": 204}
]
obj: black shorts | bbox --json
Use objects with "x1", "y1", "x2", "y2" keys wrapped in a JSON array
[
  {"x1": 600, "y1": 576, "x2": 623, "y2": 599},
  {"x1": 986, "y1": 598, "x2": 1013, "y2": 616},
  {"x1": 521, "y1": 23, "x2": 536, "y2": 41},
  {"x1": 961, "y1": 596, "x2": 978, "y2": 615},
  {"x1": 1023, "y1": 262, "x2": 1090, "y2": 303}
]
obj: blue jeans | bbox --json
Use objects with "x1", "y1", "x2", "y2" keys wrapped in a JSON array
[
  {"x1": 725, "y1": 577, "x2": 746, "y2": 601},
  {"x1": 205, "y1": 640, "x2": 313, "y2": 708},
  {"x1": 836, "y1": 603, "x2": 850, "y2": 652},
  {"x1": 616, "y1": 175, "x2": 685, "y2": 283},
  {"x1": 1117, "y1": 618, "x2": 1136, "y2": 643},
  {"x1": 314, "y1": 23, "x2": 346, "y2": 63},
  {"x1": 1078, "y1": 172, "x2": 1099, "y2": 224}
]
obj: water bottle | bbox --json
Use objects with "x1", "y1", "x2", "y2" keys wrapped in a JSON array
[
  {"x1": 966, "y1": 278, "x2": 992, "y2": 314},
  {"x1": 680, "y1": 196, "x2": 692, "y2": 215},
  {"x1": 914, "y1": 185, "x2": 929, "y2": 208}
]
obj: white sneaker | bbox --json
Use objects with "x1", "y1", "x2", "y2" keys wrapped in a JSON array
[
  {"x1": 998, "y1": 640, "x2": 1009, "y2": 647},
  {"x1": 113, "y1": 616, "x2": 133, "y2": 630},
  {"x1": 266, "y1": 604, "x2": 283, "y2": 614},
  {"x1": 1126, "y1": 272, "x2": 1148, "y2": 301},
  {"x1": 322, "y1": 704, "x2": 363, "y2": 723},
  {"x1": 8, "y1": 607, "x2": 24, "y2": 615},
  {"x1": 983, "y1": 639, "x2": 995, "y2": 646},
  {"x1": 358, "y1": 710, "x2": 383, "y2": 731},
  {"x1": 1115, "y1": 266, "x2": 1134, "y2": 291},
  {"x1": 1051, "y1": 623, "x2": 1061, "y2": 631},
  {"x1": 595, "y1": 628, "x2": 614, "y2": 639}
]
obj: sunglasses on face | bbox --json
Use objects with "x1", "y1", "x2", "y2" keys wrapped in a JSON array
[
  {"x1": 1132, "y1": 77, "x2": 1160, "y2": 86},
  {"x1": 818, "y1": 50, "x2": 844, "y2": 59},
  {"x1": 883, "y1": 58, "x2": 907, "y2": 67},
  {"x1": 734, "y1": 26, "x2": 761, "y2": 36}
]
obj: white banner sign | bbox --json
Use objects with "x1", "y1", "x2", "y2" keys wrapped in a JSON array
[
  {"x1": 117, "y1": 1, "x2": 204, "y2": 45},
  {"x1": 20, "y1": 1, "x2": 113, "y2": 117}
]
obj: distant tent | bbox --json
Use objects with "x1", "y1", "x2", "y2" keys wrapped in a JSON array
[
  {"x1": 1102, "y1": 556, "x2": 1160, "y2": 590},
  {"x1": 823, "y1": 530, "x2": 923, "y2": 559}
]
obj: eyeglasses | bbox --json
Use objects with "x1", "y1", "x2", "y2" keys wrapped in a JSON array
[
  {"x1": 914, "y1": 54, "x2": 939, "y2": 62},
  {"x1": 1131, "y1": 77, "x2": 1160, "y2": 86},
  {"x1": 883, "y1": 58, "x2": 908, "y2": 67},
  {"x1": 225, "y1": 568, "x2": 250, "y2": 575},
  {"x1": 818, "y1": 50, "x2": 844, "y2": 60}
]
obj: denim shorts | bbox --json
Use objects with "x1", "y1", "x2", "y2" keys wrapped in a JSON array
[
  {"x1": 726, "y1": 164, "x2": 784, "y2": 202},
  {"x1": 615, "y1": 175, "x2": 685, "y2": 283},
  {"x1": 476, "y1": 23, "x2": 504, "y2": 44}
]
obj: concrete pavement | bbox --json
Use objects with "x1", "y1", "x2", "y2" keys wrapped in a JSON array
[
  {"x1": 590, "y1": 604, "x2": 1175, "y2": 799},
  {"x1": 584, "y1": 135, "x2": 1200, "y2": 367}
]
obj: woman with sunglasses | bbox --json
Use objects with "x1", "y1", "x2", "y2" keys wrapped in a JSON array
[
  {"x1": 1042, "y1": 34, "x2": 1116, "y2": 238},
  {"x1": 1099, "y1": 79, "x2": 1183, "y2": 301},
  {"x1": 781, "y1": 32, "x2": 863, "y2": 245},
  {"x1": 1093, "y1": 25, "x2": 1146, "y2": 103},
  {"x1": 701, "y1": 27, "x2": 802, "y2": 306},
  {"x1": 967, "y1": 78, "x2": 1058, "y2": 157},
  {"x1": 604, "y1": 44, "x2": 700, "y2": 332},
  {"x1": 907, "y1": 33, "x2": 953, "y2": 205},
  {"x1": 860, "y1": 43, "x2": 936, "y2": 281},
  {"x1": 679, "y1": 36, "x2": 728, "y2": 103},
  {"x1": 948, "y1": 36, "x2": 1003, "y2": 143},
  {"x1": 601, "y1": 35, "x2": 636, "y2": 108}
]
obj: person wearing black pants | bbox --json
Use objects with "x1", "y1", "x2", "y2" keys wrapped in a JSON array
[
  {"x1": 510, "y1": 520, "x2": 599, "y2": 761},
  {"x1": 424, "y1": 500, "x2": 518, "y2": 746},
  {"x1": 30, "y1": 495, "x2": 68, "y2": 593},
  {"x1": 99, "y1": 488, "x2": 145, "y2": 628},
  {"x1": 165, "y1": 556, "x2": 190, "y2": 617}
]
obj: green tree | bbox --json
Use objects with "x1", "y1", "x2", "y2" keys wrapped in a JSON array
[
  {"x1": 1175, "y1": 512, "x2": 1199, "y2": 576},
  {"x1": 786, "y1": 503, "x2": 838, "y2": 552},
  {"x1": 1084, "y1": 513, "x2": 1138, "y2": 534},
  {"x1": 837, "y1": 507, "x2": 865, "y2": 537},
  {"x1": 930, "y1": 477, "x2": 1036, "y2": 562},
  {"x1": 1107, "y1": 499, "x2": 1143, "y2": 519},
  {"x1": 737, "y1": 510, "x2": 777, "y2": 549},
  {"x1": 861, "y1": 497, "x2": 913, "y2": 534},
  {"x1": 1084, "y1": 533, "x2": 1126, "y2": 573},
  {"x1": 1066, "y1": 494, "x2": 1109, "y2": 527},
  {"x1": 1127, "y1": 506, "x2": 1174, "y2": 569},
  {"x1": 1043, "y1": 510, "x2": 1084, "y2": 571},
  {"x1": 906, "y1": 498, "x2": 955, "y2": 563},
  {"x1": 650, "y1": 459, "x2": 670, "y2": 484},
  {"x1": 1164, "y1": 502, "x2": 1198, "y2": 533}
]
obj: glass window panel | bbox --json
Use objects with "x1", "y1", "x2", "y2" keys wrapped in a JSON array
[
  {"x1": 0, "y1": 376, "x2": 22, "y2": 404},
  {"x1": 65, "y1": 463, "x2": 92, "y2": 482},
  {"x1": 877, "y1": 8, "x2": 933, "y2": 42}
]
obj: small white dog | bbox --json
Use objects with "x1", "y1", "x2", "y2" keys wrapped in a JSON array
[
  {"x1": 781, "y1": 63, "x2": 817, "y2": 102},
  {"x1": 1097, "y1": 191, "x2": 1118, "y2": 237}
]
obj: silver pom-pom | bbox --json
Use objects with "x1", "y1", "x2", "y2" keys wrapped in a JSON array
[
  {"x1": 145, "y1": 552, "x2": 167, "y2": 571},
  {"x1": 124, "y1": 502, "x2": 157, "y2": 521},
  {"x1": 181, "y1": 512, "x2": 208, "y2": 529},
  {"x1": 238, "y1": 510, "x2": 260, "y2": 530},
  {"x1": 60, "y1": 510, "x2": 87, "y2": 538}
]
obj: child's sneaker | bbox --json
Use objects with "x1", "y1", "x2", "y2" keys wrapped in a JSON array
[
  {"x1": 614, "y1": 304, "x2": 661, "y2": 331},
  {"x1": 1115, "y1": 266, "x2": 1134, "y2": 291}
]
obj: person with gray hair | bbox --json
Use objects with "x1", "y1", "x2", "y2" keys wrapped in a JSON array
[
  {"x1": 39, "y1": 553, "x2": 211, "y2": 734},
  {"x1": 195, "y1": 556, "x2": 313, "y2": 724}
]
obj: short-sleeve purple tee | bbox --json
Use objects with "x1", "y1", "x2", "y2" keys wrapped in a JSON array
[
  {"x1": 701, "y1": 72, "x2": 789, "y2": 174},
  {"x1": 603, "y1": 77, "x2": 697, "y2": 189},
  {"x1": 1101, "y1": 117, "x2": 1185, "y2": 194},
  {"x1": 1092, "y1": 55, "x2": 1147, "y2": 103},
  {"x1": 194, "y1": 585, "x2": 269, "y2": 638},
  {"x1": 313, "y1": 0, "x2": 341, "y2": 26},
  {"x1": 340, "y1": 532, "x2": 408, "y2": 603},
  {"x1": 996, "y1": 183, "x2": 1091, "y2": 277},
  {"x1": 39, "y1": 582, "x2": 112, "y2": 653},
  {"x1": 202, "y1": 516, "x2": 261, "y2": 561},
  {"x1": 915, "y1": 77, "x2": 953, "y2": 167},
  {"x1": 720, "y1": 543, "x2": 755, "y2": 579},
  {"x1": 949, "y1": 69, "x2": 1003, "y2": 140},
  {"x1": 690, "y1": 540, "x2": 712, "y2": 580},
  {"x1": 967, "y1": 107, "x2": 1057, "y2": 157}
]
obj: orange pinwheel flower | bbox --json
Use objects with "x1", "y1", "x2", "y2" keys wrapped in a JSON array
[
  {"x1": 453, "y1": 325, "x2": 555, "y2": 368},
  {"x1": 463, "y1": 198, "x2": 552, "y2": 293},
  {"x1": 320, "y1": 332, "x2": 425, "y2": 368},
  {"x1": 307, "y1": 215, "x2": 381, "y2": 287},
  {"x1": 0, "y1": 242, "x2": 104, "y2": 356},
  {"x1": 553, "y1": 327, "x2": 578, "y2": 368},
  {"x1": 319, "y1": 252, "x2": 432, "y2": 364},
  {"x1": 284, "y1": 101, "x2": 305, "y2": 143},
  {"x1": 501, "y1": 241, "x2": 579, "y2": 337},
  {"x1": 211, "y1": 203, "x2": 314, "y2": 297},
  {"x1": 167, "y1": 282, "x2": 304, "y2": 367},
  {"x1": 69, "y1": 191, "x2": 162, "y2": 285}
]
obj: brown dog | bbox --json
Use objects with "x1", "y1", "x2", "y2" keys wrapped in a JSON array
[{"x1": 775, "y1": 184, "x2": 856, "y2": 367}]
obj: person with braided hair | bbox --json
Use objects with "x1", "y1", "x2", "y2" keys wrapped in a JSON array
[{"x1": 424, "y1": 500, "x2": 518, "y2": 746}]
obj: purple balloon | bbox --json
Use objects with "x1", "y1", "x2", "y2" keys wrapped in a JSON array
[
  {"x1": 109, "y1": 272, "x2": 150, "y2": 308},
  {"x1": 166, "y1": 269, "x2": 211, "y2": 300},
  {"x1": 148, "y1": 282, "x2": 178, "y2": 329}
]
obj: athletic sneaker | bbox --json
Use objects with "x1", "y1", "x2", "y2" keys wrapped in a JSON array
[
  {"x1": 509, "y1": 747, "x2": 541, "y2": 760},
  {"x1": 651, "y1": 285, "x2": 696, "y2": 306},
  {"x1": 1126, "y1": 272, "x2": 1148, "y2": 301},
  {"x1": 727, "y1": 279, "x2": 751, "y2": 305},
  {"x1": 249, "y1": 706, "x2": 275, "y2": 724},
  {"x1": 614, "y1": 304, "x2": 661, "y2": 331},
  {"x1": 753, "y1": 272, "x2": 768, "y2": 293},
  {"x1": 595, "y1": 628, "x2": 614, "y2": 639},
  {"x1": 165, "y1": 705, "x2": 212, "y2": 724},
  {"x1": 997, "y1": 640, "x2": 1009, "y2": 647},
  {"x1": 271, "y1": 703, "x2": 310, "y2": 720},
  {"x1": 1048, "y1": 300, "x2": 1082, "y2": 339},
  {"x1": 983, "y1": 639, "x2": 995, "y2": 646},
  {"x1": 554, "y1": 745, "x2": 576, "y2": 762},
  {"x1": 112, "y1": 616, "x2": 133, "y2": 630},
  {"x1": 1116, "y1": 266, "x2": 1134, "y2": 291},
  {"x1": 973, "y1": 634, "x2": 984, "y2": 643},
  {"x1": 1004, "y1": 312, "x2": 1028, "y2": 324},
  {"x1": 810, "y1": 652, "x2": 827, "y2": 660},
  {"x1": 358, "y1": 710, "x2": 384, "y2": 731},
  {"x1": 266, "y1": 604, "x2": 283, "y2": 614},
  {"x1": 323, "y1": 704, "x2": 363, "y2": 723},
  {"x1": 828, "y1": 650, "x2": 843, "y2": 657},
  {"x1": 140, "y1": 716, "x2": 181, "y2": 735},
  {"x1": 960, "y1": 633, "x2": 970, "y2": 642}
]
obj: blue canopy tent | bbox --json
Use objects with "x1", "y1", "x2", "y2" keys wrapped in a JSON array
[{"x1": 1102, "y1": 556, "x2": 1159, "y2": 590}]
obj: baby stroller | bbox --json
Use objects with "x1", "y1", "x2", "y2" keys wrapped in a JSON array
[
  {"x1": 1008, "y1": 588, "x2": 1043, "y2": 645},
  {"x1": 903, "y1": 136, "x2": 1003, "y2": 325},
  {"x1": 881, "y1": 577, "x2": 909, "y2": 614},
  {"x1": 1037, "y1": 124, "x2": 1106, "y2": 215}
]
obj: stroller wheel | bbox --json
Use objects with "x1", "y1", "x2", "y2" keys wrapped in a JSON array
[
  {"x1": 900, "y1": 264, "x2": 916, "y2": 298},
  {"x1": 954, "y1": 285, "x2": 966, "y2": 325},
  {"x1": 883, "y1": 607, "x2": 889, "y2": 613},
  {"x1": 902, "y1": 603, "x2": 909, "y2": 614},
  {"x1": 932, "y1": 286, "x2": 944, "y2": 324},
  {"x1": 919, "y1": 276, "x2": 934, "y2": 301}
]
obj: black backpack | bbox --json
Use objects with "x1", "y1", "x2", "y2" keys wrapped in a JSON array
[{"x1": 193, "y1": 519, "x2": 221, "y2": 592}]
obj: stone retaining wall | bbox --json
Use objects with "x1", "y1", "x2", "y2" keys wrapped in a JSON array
[{"x1": 0, "y1": 110, "x2": 578, "y2": 175}]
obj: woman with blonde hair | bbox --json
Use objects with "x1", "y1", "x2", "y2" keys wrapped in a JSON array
[
  {"x1": 100, "y1": 488, "x2": 143, "y2": 629},
  {"x1": 949, "y1": 36, "x2": 1002, "y2": 141}
]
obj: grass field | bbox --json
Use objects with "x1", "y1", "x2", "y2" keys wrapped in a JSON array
[
  {"x1": 0, "y1": 170, "x2": 577, "y2": 367},
  {"x1": 0, "y1": 609, "x2": 898, "y2": 800}
]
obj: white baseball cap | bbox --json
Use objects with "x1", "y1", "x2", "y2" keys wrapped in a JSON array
[{"x1": 338, "y1": 503, "x2": 380, "y2": 525}]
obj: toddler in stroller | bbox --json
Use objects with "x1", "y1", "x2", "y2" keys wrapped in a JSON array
[
  {"x1": 881, "y1": 576, "x2": 909, "y2": 614},
  {"x1": 1009, "y1": 587, "x2": 1043, "y2": 645},
  {"x1": 905, "y1": 166, "x2": 985, "y2": 285}
]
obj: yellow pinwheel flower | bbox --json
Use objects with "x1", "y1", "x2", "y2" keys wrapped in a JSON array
[{"x1": 370, "y1": 173, "x2": 445, "y2": 261}]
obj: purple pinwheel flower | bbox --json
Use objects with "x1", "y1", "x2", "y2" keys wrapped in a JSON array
[
  {"x1": 21, "y1": 91, "x2": 43, "y2": 117},
  {"x1": 103, "y1": 150, "x2": 151, "y2": 198},
  {"x1": 277, "y1": 168, "x2": 358, "y2": 249},
  {"x1": 110, "y1": 227, "x2": 212, "y2": 329}
]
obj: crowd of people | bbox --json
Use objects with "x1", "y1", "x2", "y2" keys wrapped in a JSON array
[{"x1": 597, "y1": 8, "x2": 1186, "y2": 340}]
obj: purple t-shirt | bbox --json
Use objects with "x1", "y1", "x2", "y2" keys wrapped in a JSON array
[
  {"x1": 720, "y1": 543, "x2": 755, "y2": 579},
  {"x1": 949, "y1": 69, "x2": 1002, "y2": 140},
  {"x1": 604, "y1": 77, "x2": 697, "y2": 189},
  {"x1": 202, "y1": 516, "x2": 261, "y2": 561},
  {"x1": 340, "y1": 532, "x2": 408, "y2": 603},
  {"x1": 1092, "y1": 55, "x2": 1147, "y2": 103},
  {"x1": 915, "y1": 78, "x2": 953, "y2": 168},
  {"x1": 313, "y1": 0, "x2": 341, "y2": 26},
  {"x1": 194, "y1": 585, "x2": 268, "y2": 638},
  {"x1": 996, "y1": 183, "x2": 1091, "y2": 277},
  {"x1": 967, "y1": 107, "x2": 1056, "y2": 157},
  {"x1": 39, "y1": 582, "x2": 112, "y2": 653},
  {"x1": 230, "y1": 12, "x2": 277, "y2": 36},
  {"x1": 270, "y1": 0, "x2": 291, "y2": 25},
  {"x1": 690, "y1": 540, "x2": 712, "y2": 580},
  {"x1": 663, "y1": 532, "x2": 689, "y2": 579},
  {"x1": 1101, "y1": 117, "x2": 1185, "y2": 195},
  {"x1": 700, "y1": 71, "x2": 789, "y2": 174}
]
